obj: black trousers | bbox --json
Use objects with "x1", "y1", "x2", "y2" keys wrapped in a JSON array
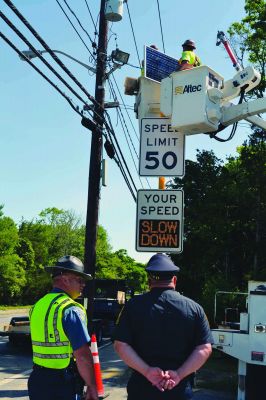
[
  {"x1": 127, "y1": 372, "x2": 193, "y2": 400},
  {"x1": 28, "y1": 366, "x2": 76, "y2": 400}
]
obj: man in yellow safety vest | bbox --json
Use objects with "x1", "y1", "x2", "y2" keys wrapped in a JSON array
[
  {"x1": 178, "y1": 39, "x2": 202, "y2": 71},
  {"x1": 28, "y1": 255, "x2": 98, "y2": 400}
]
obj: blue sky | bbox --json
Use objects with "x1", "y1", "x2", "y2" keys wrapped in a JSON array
[{"x1": 1, "y1": 0, "x2": 249, "y2": 263}]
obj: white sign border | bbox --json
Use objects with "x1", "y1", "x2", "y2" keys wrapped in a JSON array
[
  {"x1": 139, "y1": 118, "x2": 185, "y2": 177},
  {"x1": 136, "y1": 189, "x2": 184, "y2": 253}
]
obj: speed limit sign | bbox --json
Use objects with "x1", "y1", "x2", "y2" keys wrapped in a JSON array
[{"x1": 139, "y1": 118, "x2": 185, "y2": 177}]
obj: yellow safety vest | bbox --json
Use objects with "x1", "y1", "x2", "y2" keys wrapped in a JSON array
[
  {"x1": 30, "y1": 292, "x2": 86, "y2": 369},
  {"x1": 179, "y1": 51, "x2": 201, "y2": 67}
]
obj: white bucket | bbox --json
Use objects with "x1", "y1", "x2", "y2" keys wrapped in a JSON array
[{"x1": 105, "y1": 0, "x2": 123, "y2": 22}]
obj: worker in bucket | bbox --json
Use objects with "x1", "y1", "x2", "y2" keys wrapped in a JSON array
[
  {"x1": 28, "y1": 255, "x2": 98, "y2": 400},
  {"x1": 113, "y1": 253, "x2": 212, "y2": 399},
  {"x1": 178, "y1": 39, "x2": 202, "y2": 71}
]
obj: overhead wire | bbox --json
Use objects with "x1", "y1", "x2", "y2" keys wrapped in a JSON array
[
  {"x1": 124, "y1": 0, "x2": 141, "y2": 68},
  {"x1": 3, "y1": 0, "x2": 140, "y2": 201},
  {"x1": 113, "y1": 156, "x2": 137, "y2": 201},
  {"x1": 104, "y1": 125, "x2": 138, "y2": 201},
  {"x1": 0, "y1": 32, "x2": 84, "y2": 119},
  {"x1": 156, "y1": 0, "x2": 165, "y2": 53},
  {"x1": 127, "y1": 62, "x2": 141, "y2": 69},
  {"x1": 1, "y1": 39, "x2": 135, "y2": 204},
  {"x1": 84, "y1": 0, "x2": 98, "y2": 35},
  {"x1": 107, "y1": 79, "x2": 144, "y2": 189},
  {"x1": 4, "y1": 0, "x2": 108, "y2": 129},
  {"x1": 56, "y1": 0, "x2": 96, "y2": 60},
  {"x1": 104, "y1": 110, "x2": 138, "y2": 196},
  {"x1": 108, "y1": 76, "x2": 152, "y2": 190},
  {"x1": 109, "y1": 79, "x2": 139, "y2": 156},
  {"x1": 0, "y1": 10, "x2": 97, "y2": 123},
  {"x1": 107, "y1": 23, "x2": 118, "y2": 47},
  {"x1": 61, "y1": 0, "x2": 96, "y2": 46},
  {"x1": 111, "y1": 74, "x2": 139, "y2": 142}
]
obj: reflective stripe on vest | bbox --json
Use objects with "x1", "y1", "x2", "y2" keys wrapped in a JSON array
[{"x1": 30, "y1": 293, "x2": 86, "y2": 369}]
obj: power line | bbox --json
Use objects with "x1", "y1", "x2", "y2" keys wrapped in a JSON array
[
  {"x1": 62, "y1": 0, "x2": 95, "y2": 46},
  {"x1": 104, "y1": 119, "x2": 138, "y2": 201},
  {"x1": 127, "y1": 62, "x2": 141, "y2": 69},
  {"x1": 0, "y1": 32, "x2": 84, "y2": 119},
  {"x1": 108, "y1": 79, "x2": 144, "y2": 189},
  {"x1": 56, "y1": 0, "x2": 96, "y2": 60},
  {"x1": 109, "y1": 80, "x2": 139, "y2": 157},
  {"x1": 4, "y1": 0, "x2": 107, "y2": 128},
  {"x1": 84, "y1": 0, "x2": 98, "y2": 35},
  {"x1": 105, "y1": 79, "x2": 151, "y2": 192},
  {"x1": 113, "y1": 157, "x2": 137, "y2": 202},
  {"x1": 0, "y1": 11, "x2": 95, "y2": 119},
  {"x1": 156, "y1": 0, "x2": 165, "y2": 53},
  {"x1": 111, "y1": 74, "x2": 139, "y2": 142},
  {"x1": 104, "y1": 111, "x2": 138, "y2": 194},
  {"x1": 109, "y1": 75, "x2": 152, "y2": 189},
  {"x1": 124, "y1": 0, "x2": 141, "y2": 68}
]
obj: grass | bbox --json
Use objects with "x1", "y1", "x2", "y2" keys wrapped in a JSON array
[{"x1": 0, "y1": 305, "x2": 31, "y2": 310}]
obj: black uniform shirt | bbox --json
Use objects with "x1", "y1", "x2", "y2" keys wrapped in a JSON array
[{"x1": 113, "y1": 288, "x2": 213, "y2": 370}]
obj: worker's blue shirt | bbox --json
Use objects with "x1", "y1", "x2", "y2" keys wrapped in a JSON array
[
  {"x1": 51, "y1": 288, "x2": 90, "y2": 351},
  {"x1": 114, "y1": 287, "x2": 213, "y2": 370}
]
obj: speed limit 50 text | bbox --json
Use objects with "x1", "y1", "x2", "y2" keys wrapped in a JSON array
[{"x1": 139, "y1": 118, "x2": 185, "y2": 177}]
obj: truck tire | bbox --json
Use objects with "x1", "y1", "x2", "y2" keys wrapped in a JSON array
[{"x1": 246, "y1": 364, "x2": 266, "y2": 399}]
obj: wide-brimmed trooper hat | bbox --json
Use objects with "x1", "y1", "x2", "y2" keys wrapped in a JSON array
[{"x1": 45, "y1": 255, "x2": 92, "y2": 280}]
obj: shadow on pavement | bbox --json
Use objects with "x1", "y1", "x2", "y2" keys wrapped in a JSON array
[{"x1": 0, "y1": 390, "x2": 28, "y2": 398}]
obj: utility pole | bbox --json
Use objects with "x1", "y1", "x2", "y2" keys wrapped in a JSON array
[{"x1": 84, "y1": 0, "x2": 108, "y2": 331}]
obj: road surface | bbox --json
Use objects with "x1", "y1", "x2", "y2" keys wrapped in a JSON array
[{"x1": 0, "y1": 310, "x2": 235, "y2": 400}]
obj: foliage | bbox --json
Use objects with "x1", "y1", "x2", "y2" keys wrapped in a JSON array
[
  {"x1": 0, "y1": 213, "x2": 27, "y2": 304},
  {"x1": 171, "y1": 136, "x2": 266, "y2": 319},
  {"x1": 170, "y1": 0, "x2": 266, "y2": 319},
  {"x1": 0, "y1": 254, "x2": 27, "y2": 304},
  {"x1": 0, "y1": 206, "x2": 145, "y2": 305},
  {"x1": 228, "y1": 0, "x2": 266, "y2": 97}
]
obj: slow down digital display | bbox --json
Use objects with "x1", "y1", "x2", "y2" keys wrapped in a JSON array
[{"x1": 138, "y1": 219, "x2": 180, "y2": 248}]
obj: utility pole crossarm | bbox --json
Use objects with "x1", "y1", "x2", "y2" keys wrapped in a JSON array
[{"x1": 221, "y1": 97, "x2": 266, "y2": 126}]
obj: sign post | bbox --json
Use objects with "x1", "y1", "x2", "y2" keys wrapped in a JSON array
[
  {"x1": 136, "y1": 189, "x2": 183, "y2": 253},
  {"x1": 139, "y1": 118, "x2": 185, "y2": 177}
]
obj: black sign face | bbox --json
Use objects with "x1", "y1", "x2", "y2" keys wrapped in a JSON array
[
  {"x1": 145, "y1": 46, "x2": 179, "y2": 83},
  {"x1": 138, "y1": 219, "x2": 180, "y2": 249}
]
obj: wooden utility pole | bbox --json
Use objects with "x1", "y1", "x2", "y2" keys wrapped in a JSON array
[{"x1": 84, "y1": 0, "x2": 108, "y2": 331}]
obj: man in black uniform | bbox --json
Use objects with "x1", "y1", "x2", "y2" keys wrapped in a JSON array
[{"x1": 113, "y1": 253, "x2": 213, "y2": 399}]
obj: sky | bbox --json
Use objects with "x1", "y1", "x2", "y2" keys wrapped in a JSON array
[{"x1": 1, "y1": 0, "x2": 251, "y2": 264}]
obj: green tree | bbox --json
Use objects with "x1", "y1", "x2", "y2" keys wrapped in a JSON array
[
  {"x1": 228, "y1": 0, "x2": 266, "y2": 97},
  {"x1": 168, "y1": 142, "x2": 266, "y2": 317},
  {"x1": 0, "y1": 210, "x2": 26, "y2": 304},
  {"x1": 18, "y1": 208, "x2": 85, "y2": 301},
  {"x1": 226, "y1": 131, "x2": 266, "y2": 280},
  {"x1": 171, "y1": 150, "x2": 225, "y2": 301}
]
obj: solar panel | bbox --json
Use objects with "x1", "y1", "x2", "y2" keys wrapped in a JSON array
[{"x1": 144, "y1": 46, "x2": 180, "y2": 83}]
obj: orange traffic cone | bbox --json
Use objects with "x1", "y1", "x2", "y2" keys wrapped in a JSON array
[{"x1": 90, "y1": 333, "x2": 105, "y2": 398}]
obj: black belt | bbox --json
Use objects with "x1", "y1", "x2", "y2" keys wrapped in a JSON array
[{"x1": 33, "y1": 364, "x2": 67, "y2": 372}]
